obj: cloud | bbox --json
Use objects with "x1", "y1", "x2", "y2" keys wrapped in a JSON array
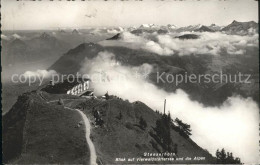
[
  {"x1": 1, "y1": 34, "x2": 10, "y2": 40},
  {"x1": 107, "y1": 28, "x2": 124, "y2": 34},
  {"x1": 80, "y1": 51, "x2": 259, "y2": 164},
  {"x1": 12, "y1": 33, "x2": 22, "y2": 39},
  {"x1": 23, "y1": 69, "x2": 57, "y2": 79},
  {"x1": 99, "y1": 31, "x2": 258, "y2": 56},
  {"x1": 85, "y1": 9, "x2": 97, "y2": 18}
]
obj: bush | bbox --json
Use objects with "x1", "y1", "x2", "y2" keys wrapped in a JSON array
[
  {"x1": 58, "y1": 98, "x2": 64, "y2": 105},
  {"x1": 139, "y1": 116, "x2": 147, "y2": 130},
  {"x1": 125, "y1": 122, "x2": 134, "y2": 130}
]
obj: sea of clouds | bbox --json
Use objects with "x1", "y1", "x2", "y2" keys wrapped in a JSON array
[
  {"x1": 99, "y1": 31, "x2": 258, "y2": 56},
  {"x1": 80, "y1": 51, "x2": 259, "y2": 164}
]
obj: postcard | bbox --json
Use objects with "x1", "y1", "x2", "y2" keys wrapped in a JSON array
[{"x1": 1, "y1": 0, "x2": 259, "y2": 164}]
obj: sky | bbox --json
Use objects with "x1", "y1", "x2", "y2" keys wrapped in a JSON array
[{"x1": 1, "y1": 0, "x2": 259, "y2": 30}]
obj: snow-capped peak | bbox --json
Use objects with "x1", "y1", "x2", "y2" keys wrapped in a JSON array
[
  {"x1": 167, "y1": 24, "x2": 177, "y2": 29},
  {"x1": 12, "y1": 33, "x2": 22, "y2": 39},
  {"x1": 139, "y1": 24, "x2": 158, "y2": 29}
]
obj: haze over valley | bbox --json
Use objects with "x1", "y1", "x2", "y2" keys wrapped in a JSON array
[{"x1": 1, "y1": 0, "x2": 259, "y2": 164}]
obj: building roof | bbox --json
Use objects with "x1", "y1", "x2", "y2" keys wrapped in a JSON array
[{"x1": 42, "y1": 77, "x2": 90, "y2": 94}]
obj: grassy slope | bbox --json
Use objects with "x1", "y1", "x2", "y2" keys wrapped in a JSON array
[
  {"x1": 3, "y1": 91, "x2": 216, "y2": 164},
  {"x1": 3, "y1": 92, "x2": 90, "y2": 164},
  {"x1": 75, "y1": 98, "x2": 215, "y2": 164}
]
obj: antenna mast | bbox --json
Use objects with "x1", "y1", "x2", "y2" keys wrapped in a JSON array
[{"x1": 164, "y1": 99, "x2": 166, "y2": 115}]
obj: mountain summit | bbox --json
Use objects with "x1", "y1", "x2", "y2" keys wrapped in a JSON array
[
  {"x1": 40, "y1": 32, "x2": 52, "y2": 39},
  {"x1": 221, "y1": 20, "x2": 258, "y2": 34},
  {"x1": 195, "y1": 25, "x2": 215, "y2": 32},
  {"x1": 3, "y1": 90, "x2": 216, "y2": 164}
]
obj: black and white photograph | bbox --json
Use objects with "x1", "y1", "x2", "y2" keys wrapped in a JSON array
[{"x1": 1, "y1": 0, "x2": 259, "y2": 164}]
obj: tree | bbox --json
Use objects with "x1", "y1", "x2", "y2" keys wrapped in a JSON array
[
  {"x1": 173, "y1": 144, "x2": 178, "y2": 155},
  {"x1": 175, "y1": 118, "x2": 192, "y2": 138},
  {"x1": 139, "y1": 116, "x2": 147, "y2": 130},
  {"x1": 220, "y1": 148, "x2": 227, "y2": 163},
  {"x1": 154, "y1": 112, "x2": 172, "y2": 151},
  {"x1": 93, "y1": 110, "x2": 104, "y2": 126},
  {"x1": 215, "y1": 148, "x2": 241, "y2": 164},
  {"x1": 105, "y1": 92, "x2": 109, "y2": 100},
  {"x1": 116, "y1": 111, "x2": 122, "y2": 120},
  {"x1": 216, "y1": 149, "x2": 221, "y2": 163}
]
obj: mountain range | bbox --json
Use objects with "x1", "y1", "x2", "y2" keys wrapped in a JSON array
[
  {"x1": 2, "y1": 32, "x2": 70, "y2": 67},
  {"x1": 2, "y1": 20, "x2": 258, "y2": 164},
  {"x1": 221, "y1": 20, "x2": 258, "y2": 34},
  {"x1": 49, "y1": 42, "x2": 259, "y2": 107},
  {"x1": 129, "y1": 20, "x2": 258, "y2": 34}
]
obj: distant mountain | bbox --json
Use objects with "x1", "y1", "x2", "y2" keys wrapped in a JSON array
[
  {"x1": 72, "y1": 29, "x2": 80, "y2": 35},
  {"x1": 208, "y1": 24, "x2": 223, "y2": 31},
  {"x1": 2, "y1": 32, "x2": 70, "y2": 66},
  {"x1": 176, "y1": 24, "x2": 202, "y2": 32},
  {"x1": 139, "y1": 24, "x2": 159, "y2": 29},
  {"x1": 195, "y1": 25, "x2": 215, "y2": 32},
  {"x1": 12, "y1": 33, "x2": 22, "y2": 39},
  {"x1": 131, "y1": 28, "x2": 168, "y2": 35},
  {"x1": 221, "y1": 20, "x2": 258, "y2": 34},
  {"x1": 167, "y1": 24, "x2": 177, "y2": 29},
  {"x1": 175, "y1": 34, "x2": 200, "y2": 39},
  {"x1": 106, "y1": 33, "x2": 121, "y2": 40},
  {"x1": 58, "y1": 29, "x2": 67, "y2": 34},
  {"x1": 27, "y1": 32, "x2": 69, "y2": 50},
  {"x1": 176, "y1": 24, "x2": 221, "y2": 32},
  {"x1": 157, "y1": 29, "x2": 169, "y2": 34},
  {"x1": 40, "y1": 32, "x2": 53, "y2": 40},
  {"x1": 131, "y1": 28, "x2": 156, "y2": 35},
  {"x1": 49, "y1": 42, "x2": 259, "y2": 107},
  {"x1": 127, "y1": 26, "x2": 137, "y2": 31},
  {"x1": 130, "y1": 24, "x2": 177, "y2": 34}
]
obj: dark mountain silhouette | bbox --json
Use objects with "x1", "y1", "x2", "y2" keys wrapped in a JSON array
[
  {"x1": 58, "y1": 29, "x2": 67, "y2": 34},
  {"x1": 195, "y1": 26, "x2": 215, "y2": 32},
  {"x1": 106, "y1": 33, "x2": 121, "y2": 40},
  {"x1": 157, "y1": 29, "x2": 169, "y2": 34},
  {"x1": 131, "y1": 28, "x2": 156, "y2": 35},
  {"x1": 50, "y1": 43, "x2": 104, "y2": 74},
  {"x1": 208, "y1": 24, "x2": 222, "y2": 31},
  {"x1": 221, "y1": 20, "x2": 258, "y2": 34},
  {"x1": 175, "y1": 34, "x2": 200, "y2": 40},
  {"x1": 131, "y1": 28, "x2": 169, "y2": 35},
  {"x1": 40, "y1": 32, "x2": 52, "y2": 39},
  {"x1": 175, "y1": 24, "x2": 202, "y2": 32},
  {"x1": 72, "y1": 29, "x2": 80, "y2": 35}
]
